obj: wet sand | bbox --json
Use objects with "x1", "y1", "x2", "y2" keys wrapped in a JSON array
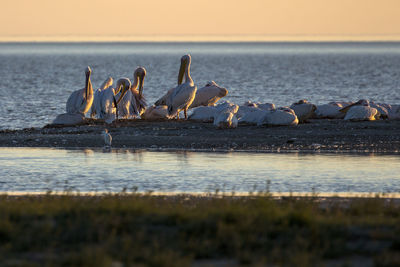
[{"x1": 1, "y1": 119, "x2": 400, "y2": 152}]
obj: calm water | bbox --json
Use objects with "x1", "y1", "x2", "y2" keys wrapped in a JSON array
[
  {"x1": 0, "y1": 148, "x2": 399, "y2": 193},
  {"x1": 1, "y1": 42, "x2": 400, "y2": 130}
]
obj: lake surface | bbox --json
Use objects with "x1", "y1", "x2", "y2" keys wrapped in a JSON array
[
  {"x1": 1, "y1": 42, "x2": 400, "y2": 130},
  {"x1": 0, "y1": 148, "x2": 399, "y2": 194}
]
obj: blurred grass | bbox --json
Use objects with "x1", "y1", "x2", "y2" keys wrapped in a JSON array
[{"x1": 0, "y1": 193, "x2": 399, "y2": 266}]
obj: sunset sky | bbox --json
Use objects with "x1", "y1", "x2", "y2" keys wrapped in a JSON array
[{"x1": 2, "y1": 0, "x2": 400, "y2": 41}]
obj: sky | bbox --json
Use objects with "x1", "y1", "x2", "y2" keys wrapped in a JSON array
[{"x1": 1, "y1": 0, "x2": 400, "y2": 41}]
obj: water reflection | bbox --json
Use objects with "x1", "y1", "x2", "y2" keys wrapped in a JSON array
[{"x1": 0, "y1": 148, "x2": 399, "y2": 193}]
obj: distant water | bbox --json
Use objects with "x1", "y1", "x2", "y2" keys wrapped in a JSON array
[
  {"x1": 1, "y1": 42, "x2": 400, "y2": 130},
  {"x1": 0, "y1": 148, "x2": 399, "y2": 193}
]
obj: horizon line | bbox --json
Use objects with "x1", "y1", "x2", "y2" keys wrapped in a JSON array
[{"x1": 1, "y1": 34, "x2": 400, "y2": 43}]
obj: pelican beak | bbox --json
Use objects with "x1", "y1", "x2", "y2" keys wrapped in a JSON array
[
  {"x1": 85, "y1": 70, "x2": 91, "y2": 99},
  {"x1": 115, "y1": 84, "x2": 128, "y2": 105},
  {"x1": 339, "y1": 102, "x2": 357, "y2": 113},
  {"x1": 138, "y1": 73, "x2": 145, "y2": 97},
  {"x1": 177, "y1": 59, "x2": 186, "y2": 85}
]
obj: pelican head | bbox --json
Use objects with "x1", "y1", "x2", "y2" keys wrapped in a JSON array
[
  {"x1": 115, "y1": 78, "x2": 132, "y2": 105},
  {"x1": 178, "y1": 54, "x2": 191, "y2": 85},
  {"x1": 133, "y1": 66, "x2": 147, "y2": 97},
  {"x1": 85, "y1": 66, "x2": 92, "y2": 75}
]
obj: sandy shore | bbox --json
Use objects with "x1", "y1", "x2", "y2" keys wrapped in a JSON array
[{"x1": 1, "y1": 119, "x2": 400, "y2": 152}]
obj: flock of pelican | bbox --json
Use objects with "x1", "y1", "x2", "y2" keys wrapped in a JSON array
[{"x1": 53, "y1": 54, "x2": 400, "y2": 129}]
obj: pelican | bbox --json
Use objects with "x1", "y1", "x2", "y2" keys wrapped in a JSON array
[
  {"x1": 214, "y1": 111, "x2": 238, "y2": 129},
  {"x1": 92, "y1": 78, "x2": 131, "y2": 124},
  {"x1": 189, "y1": 106, "x2": 218, "y2": 122},
  {"x1": 189, "y1": 81, "x2": 228, "y2": 108},
  {"x1": 290, "y1": 99, "x2": 316, "y2": 122},
  {"x1": 339, "y1": 99, "x2": 380, "y2": 121},
  {"x1": 166, "y1": 54, "x2": 197, "y2": 119},
  {"x1": 66, "y1": 66, "x2": 94, "y2": 115},
  {"x1": 257, "y1": 107, "x2": 299, "y2": 126},
  {"x1": 91, "y1": 76, "x2": 113, "y2": 118},
  {"x1": 118, "y1": 67, "x2": 147, "y2": 119},
  {"x1": 142, "y1": 105, "x2": 170, "y2": 120},
  {"x1": 315, "y1": 102, "x2": 350, "y2": 119}
]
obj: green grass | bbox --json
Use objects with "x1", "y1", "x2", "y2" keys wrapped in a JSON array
[{"x1": 0, "y1": 194, "x2": 399, "y2": 266}]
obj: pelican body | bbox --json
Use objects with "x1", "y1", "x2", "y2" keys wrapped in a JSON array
[
  {"x1": 189, "y1": 81, "x2": 228, "y2": 108},
  {"x1": 118, "y1": 67, "x2": 147, "y2": 119},
  {"x1": 66, "y1": 66, "x2": 94, "y2": 115},
  {"x1": 340, "y1": 99, "x2": 380, "y2": 121},
  {"x1": 92, "y1": 78, "x2": 131, "y2": 124},
  {"x1": 166, "y1": 55, "x2": 197, "y2": 119}
]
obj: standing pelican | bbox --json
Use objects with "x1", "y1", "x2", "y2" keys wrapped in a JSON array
[
  {"x1": 92, "y1": 78, "x2": 131, "y2": 124},
  {"x1": 66, "y1": 66, "x2": 94, "y2": 115},
  {"x1": 167, "y1": 54, "x2": 197, "y2": 119},
  {"x1": 117, "y1": 67, "x2": 147, "y2": 118}
]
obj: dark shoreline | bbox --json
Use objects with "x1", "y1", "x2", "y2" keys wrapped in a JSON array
[{"x1": 1, "y1": 119, "x2": 400, "y2": 152}]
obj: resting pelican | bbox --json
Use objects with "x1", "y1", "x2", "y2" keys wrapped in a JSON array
[
  {"x1": 142, "y1": 105, "x2": 170, "y2": 120},
  {"x1": 92, "y1": 78, "x2": 131, "y2": 124},
  {"x1": 315, "y1": 102, "x2": 349, "y2": 119},
  {"x1": 189, "y1": 81, "x2": 228, "y2": 108},
  {"x1": 66, "y1": 66, "x2": 94, "y2": 115},
  {"x1": 214, "y1": 111, "x2": 238, "y2": 129},
  {"x1": 166, "y1": 54, "x2": 197, "y2": 119},
  {"x1": 118, "y1": 67, "x2": 147, "y2": 119},
  {"x1": 339, "y1": 99, "x2": 380, "y2": 121},
  {"x1": 257, "y1": 107, "x2": 299, "y2": 126},
  {"x1": 290, "y1": 99, "x2": 316, "y2": 122}
]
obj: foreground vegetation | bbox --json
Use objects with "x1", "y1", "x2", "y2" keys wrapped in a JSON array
[{"x1": 0, "y1": 193, "x2": 399, "y2": 266}]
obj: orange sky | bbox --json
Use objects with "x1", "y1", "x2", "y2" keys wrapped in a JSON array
[{"x1": 1, "y1": 0, "x2": 400, "y2": 41}]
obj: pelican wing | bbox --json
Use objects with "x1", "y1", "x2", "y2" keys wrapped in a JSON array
[
  {"x1": 155, "y1": 88, "x2": 174, "y2": 106},
  {"x1": 168, "y1": 84, "x2": 197, "y2": 115}
]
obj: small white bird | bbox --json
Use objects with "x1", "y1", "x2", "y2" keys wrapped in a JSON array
[
  {"x1": 102, "y1": 129, "x2": 112, "y2": 147},
  {"x1": 66, "y1": 66, "x2": 94, "y2": 115},
  {"x1": 166, "y1": 54, "x2": 197, "y2": 119}
]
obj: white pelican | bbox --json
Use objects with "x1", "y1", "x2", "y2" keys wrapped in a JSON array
[
  {"x1": 258, "y1": 107, "x2": 299, "y2": 126},
  {"x1": 142, "y1": 105, "x2": 170, "y2": 120},
  {"x1": 214, "y1": 111, "x2": 238, "y2": 129},
  {"x1": 166, "y1": 54, "x2": 197, "y2": 119},
  {"x1": 189, "y1": 106, "x2": 218, "y2": 122},
  {"x1": 290, "y1": 99, "x2": 316, "y2": 122},
  {"x1": 315, "y1": 102, "x2": 349, "y2": 119},
  {"x1": 189, "y1": 81, "x2": 228, "y2": 108},
  {"x1": 340, "y1": 99, "x2": 380, "y2": 121},
  {"x1": 117, "y1": 67, "x2": 147, "y2": 119},
  {"x1": 102, "y1": 129, "x2": 112, "y2": 147},
  {"x1": 66, "y1": 66, "x2": 94, "y2": 115},
  {"x1": 92, "y1": 78, "x2": 131, "y2": 124},
  {"x1": 91, "y1": 76, "x2": 113, "y2": 118},
  {"x1": 239, "y1": 109, "x2": 269, "y2": 125}
]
